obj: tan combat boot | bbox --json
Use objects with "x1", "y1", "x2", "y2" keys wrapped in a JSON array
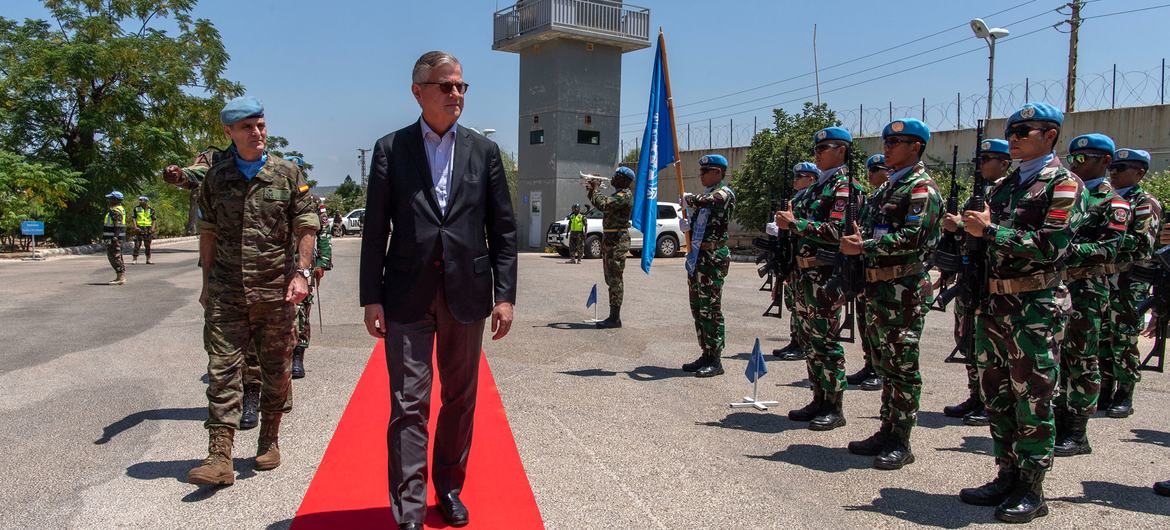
[
  {"x1": 255, "y1": 412, "x2": 282, "y2": 471},
  {"x1": 108, "y1": 272, "x2": 125, "y2": 285},
  {"x1": 187, "y1": 426, "x2": 235, "y2": 485}
]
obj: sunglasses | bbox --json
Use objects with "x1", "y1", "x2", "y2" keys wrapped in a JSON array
[
  {"x1": 977, "y1": 155, "x2": 1009, "y2": 164},
  {"x1": 1005, "y1": 125, "x2": 1050, "y2": 139},
  {"x1": 1108, "y1": 163, "x2": 1144, "y2": 172},
  {"x1": 868, "y1": 165, "x2": 890, "y2": 172},
  {"x1": 418, "y1": 81, "x2": 470, "y2": 94},
  {"x1": 1066, "y1": 152, "x2": 1108, "y2": 165},
  {"x1": 700, "y1": 167, "x2": 721, "y2": 174},
  {"x1": 882, "y1": 137, "x2": 918, "y2": 147},
  {"x1": 814, "y1": 143, "x2": 844, "y2": 153}
]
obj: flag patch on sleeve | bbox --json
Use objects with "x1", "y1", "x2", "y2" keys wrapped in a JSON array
[{"x1": 1052, "y1": 183, "x2": 1078, "y2": 200}]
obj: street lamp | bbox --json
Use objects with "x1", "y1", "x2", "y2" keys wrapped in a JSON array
[{"x1": 970, "y1": 18, "x2": 1009, "y2": 121}]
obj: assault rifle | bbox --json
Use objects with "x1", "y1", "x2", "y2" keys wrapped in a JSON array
[
  {"x1": 945, "y1": 120, "x2": 990, "y2": 364},
  {"x1": 931, "y1": 145, "x2": 962, "y2": 311},
  {"x1": 756, "y1": 153, "x2": 795, "y2": 318},
  {"x1": 1132, "y1": 244, "x2": 1170, "y2": 372},
  {"x1": 816, "y1": 156, "x2": 862, "y2": 343}
]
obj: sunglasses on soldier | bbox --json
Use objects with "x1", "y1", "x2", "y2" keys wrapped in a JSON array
[
  {"x1": 1005, "y1": 124, "x2": 1051, "y2": 140},
  {"x1": 1108, "y1": 162, "x2": 1144, "y2": 173},
  {"x1": 1066, "y1": 152, "x2": 1108, "y2": 165}
]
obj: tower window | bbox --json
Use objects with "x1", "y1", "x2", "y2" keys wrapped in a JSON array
[
  {"x1": 577, "y1": 130, "x2": 600, "y2": 145},
  {"x1": 530, "y1": 130, "x2": 545, "y2": 144}
]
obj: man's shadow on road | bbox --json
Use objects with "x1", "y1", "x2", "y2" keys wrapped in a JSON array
[
  {"x1": 95, "y1": 407, "x2": 206, "y2": 444},
  {"x1": 698, "y1": 411, "x2": 801, "y2": 434},
  {"x1": 558, "y1": 365, "x2": 692, "y2": 381},
  {"x1": 1125, "y1": 428, "x2": 1170, "y2": 448},
  {"x1": 845, "y1": 487, "x2": 990, "y2": 528},
  {"x1": 543, "y1": 322, "x2": 601, "y2": 330},
  {"x1": 1052, "y1": 480, "x2": 1170, "y2": 517}
]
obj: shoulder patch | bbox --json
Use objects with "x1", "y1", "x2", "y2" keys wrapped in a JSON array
[
  {"x1": 1052, "y1": 182, "x2": 1078, "y2": 200},
  {"x1": 298, "y1": 183, "x2": 310, "y2": 193}
]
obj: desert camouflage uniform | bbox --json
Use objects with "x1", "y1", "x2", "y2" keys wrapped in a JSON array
[
  {"x1": 975, "y1": 156, "x2": 1084, "y2": 475},
  {"x1": 1105, "y1": 184, "x2": 1163, "y2": 387},
  {"x1": 589, "y1": 186, "x2": 632, "y2": 309},
  {"x1": 685, "y1": 182, "x2": 735, "y2": 360},
  {"x1": 859, "y1": 163, "x2": 942, "y2": 434}
]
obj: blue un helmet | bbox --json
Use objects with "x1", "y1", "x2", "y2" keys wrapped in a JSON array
[
  {"x1": 105, "y1": 190, "x2": 124, "y2": 200},
  {"x1": 793, "y1": 161, "x2": 819, "y2": 176},
  {"x1": 614, "y1": 166, "x2": 636, "y2": 181},
  {"x1": 865, "y1": 154, "x2": 887, "y2": 170}
]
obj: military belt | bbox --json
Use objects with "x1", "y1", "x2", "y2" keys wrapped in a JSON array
[
  {"x1": 1062, "y1": 264, "x2": 1108, "y2": 281},
  {"x1": 865, "y1": 262, "x2": 925, "y2": 283},
  {"x1": 987, "y1": 271, "x2": 1060, "y2": 295},
  {"x1": 796, "y1": 256, "x2": 822, "y2": 269}
]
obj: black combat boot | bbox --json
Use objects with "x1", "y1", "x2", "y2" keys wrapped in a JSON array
[
  {"x1": 848, "y1": 423, "x2": 890, "y2": 456},
  {"x1": 595, "y1": 305, "x2": 622, "y2": 329},
  {"x1": 995, "y1": 469, "x2": 1048, "y2": 523},
  {"x1": 860, "y1": 372, "x2": 883, "y2": 391},
  {"x1": 809, "y1": 391, "x2": 846, "y2": 431},
  {"x1": 963, "y1": 402, "x2": 991, "y2": 426},
  {"x1": 1054, "y1": 413, "x2": 1092, "y2": 457},
  {"x1": 874, "y1": 425, "x2": 915, "y2": 470},
  {"x1": 1107, "y1": 383, "x2": 1134, "y2": 418},
  {"x1": 788, "y1": 387, "x2": 824, "y2": 422},
  {"x1": 778, "y1": 345, "x2": 809, "y2": 361},
  {"x1": 695, "y1": 357, "x2": 724, "y2": 378},
  {"x1": 240, "y1": 383, "x2": 261, "y2": 430},
  {"x1": 682, "y1": 355, "x2": 710, "y2": 373},
  {"x1": 1052, "y1": 407, "x2": 1070, "y2": 443},
  {"x1": 944, "y1": 390, "x2": 980, "y2": 418},
  {"x1": 291, "y1": 345, "x2": 306, "y2": 379},
  {"x1": 1098, "y1": 375, "x2": 1115, "y2": 411},
  {"x1": 960, "y1": 464, "x2": 1016, "y2": 506},
  {"x1": 846, "y1": 361, "x2": 875, "y2": 386},
  {"x1": 1154, "y1": 480, "x2": 1170, "y2": 497},
  {"x1": 772, "y1": 338, "x2": 800, "y2": 358}
]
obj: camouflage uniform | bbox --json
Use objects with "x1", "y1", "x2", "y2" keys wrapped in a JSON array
[
  {"x1": 196, "y1": 154, "x2": 319, "y2": 429},
  {"x1": 589, "y1": 186, "x2": 632, "y2": 310},
  {"x1": 975, "y1": 156, "x2": 1084, "y2": 476},
  {"x1": 858, "y1": 163, "x2": 942, "y2": 436},
  {"x1": 1056, "y1": 178, "x2": 1126, "y2": 416},
  {"x1": 685, "y1": 183, "x2": 736, "y2": 361},
  {"x1": 791, "y1": 167, "x2": 865, "y2": 394},
  {"x1": 103, "y1": 204, "x2": 127, "y2": 273},
  {"x1": 856, "y1": 181, "x2": 890, "y2": 379},
  {"x1": 295, "y1": 213, "x2": 333, "y2": 353},
  {"x1": 1104, "y1": 184, "x2": 1162, "y2": 396}
]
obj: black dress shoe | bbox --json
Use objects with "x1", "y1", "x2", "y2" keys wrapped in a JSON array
[
  {"x1": 399, "y1": 524, "x2": 422, "y2": 530},
  {"x1": 438, "y1": 491, "x2": 469, "y2": 527},
  {"x1": 695, "y1": 361, "x2": 724, "y2": 378},
  {"x1": 682, "y1": 356, "x2": 709, "y2": 372}
]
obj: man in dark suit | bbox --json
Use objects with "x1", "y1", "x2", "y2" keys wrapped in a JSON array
[{"x1": 359, "y1": 50, "x2": 517, "y2": 530}]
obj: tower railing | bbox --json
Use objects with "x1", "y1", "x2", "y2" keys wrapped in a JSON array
[{"x1": 493, "y1": 0, "x2": 650, "y2": 49}]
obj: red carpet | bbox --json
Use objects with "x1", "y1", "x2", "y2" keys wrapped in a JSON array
[{"x1": 291, "y1": 342, "x2": 543, "y2": 529}]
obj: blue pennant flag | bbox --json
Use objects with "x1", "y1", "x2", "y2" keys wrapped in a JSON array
[
  {"x1": 586, "y1": 283, "x2": 598, "y2": 308},
  {"x1": 632, "y1": 32, "x2": 677, "y2": 274},
  {"x1": 745, "y1": 337, "x2": 768, "y2": 383}
]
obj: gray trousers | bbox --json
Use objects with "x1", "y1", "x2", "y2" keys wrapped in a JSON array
[{"x1": 386, "y1": 285, "x2": 484, "y2": 524}]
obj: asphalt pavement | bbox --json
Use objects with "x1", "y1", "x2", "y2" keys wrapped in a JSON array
[{"x1": 1, "y1": 238, "x2": 1168, "y2": 529}]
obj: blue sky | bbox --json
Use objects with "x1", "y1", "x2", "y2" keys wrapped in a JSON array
[{"x1": 6, "y1": 0, "x2": 1168, "y2": 185}]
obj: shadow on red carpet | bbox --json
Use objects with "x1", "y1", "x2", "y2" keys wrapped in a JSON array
[{"x1": 291, "y1": 342, "x2": 543, "y2": 529}]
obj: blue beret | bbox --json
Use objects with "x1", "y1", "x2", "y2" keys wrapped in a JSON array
[
  {"x1": 137, "y1": 195, "x2": 149, "y2": 201},
  {"x1": 698, "y1": 154, "x2": 728, "y2": 170},
  {"x1": 220, "y1": 96, "x2": 264, "y2": 125},
  {"x1": 1113, "y1": 148, "x2": 1151, "y2": 166},
  {"x1": 793, "y1": 161, "x2": 819, "y2": 175},
  {"x1": 978, "y1": 138, "x2": 1010, "y2": 156},
  {"x1": 1068, "y1": 133, "x2": 1115, "y2": 154},
  {"x1": 283, "y1": 155, "x2": 305, "y2": 168},
  {"x1": 866, "y1": 154, "x2": 886, "y2": 168},
  {"x1": 106, "y1": 191, "x2": 124, "y2": 200},
  {"x1": 883, "y1": 118, "x2": 930, "y2": 143},
  {"x1": 813, "y1": 127, "x2": 852, "y2": 144},
  {"x1": 1006, "y1": 102, "x2": 1063, "y2": 132},
  {"x1": 614, "y1": 166, "x2": 636, "y2": 180}
]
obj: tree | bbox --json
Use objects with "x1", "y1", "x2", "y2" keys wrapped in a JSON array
[
  {"x1": 266, "y1": 135, "x2": 315, "y2": 186},
  {"x1": 325, "y1": 175, "x2": 365, "y2": 214},
  {"x1": 501, "y1": 149, "x2": 519, "y2": 212},
  {"x1": 0, "y1": 1, "x2": 241, "y2": 245},
  {"x1": 0, "y1": 150, "x2": 84, "y2": 249},
  {"x1": 729, "y1": 102, "x2": 867, "y2": 231}
]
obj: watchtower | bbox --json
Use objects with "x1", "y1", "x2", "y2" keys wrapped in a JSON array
[{"x1": 492, "y1": 0, "x2": 650, "y2": 249}]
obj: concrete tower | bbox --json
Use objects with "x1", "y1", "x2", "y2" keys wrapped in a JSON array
[{"x1": 493, "y1": 0, "x2": 650, "y2": 249}]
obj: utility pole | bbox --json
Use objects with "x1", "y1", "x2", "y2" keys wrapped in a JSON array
[
  {"x1": 812, "y1": 24, "x2": 821, "y2": 105},
  {"x1": 357, "y1": 148, "x2": 371, "y2": 189},
  {"x1": 1064, "y1": 0, "x2": 1082, "y2": 113}
]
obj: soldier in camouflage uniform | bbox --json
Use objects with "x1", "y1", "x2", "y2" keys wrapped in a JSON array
[
  {"x1": 186, "y1": 97, "x2": 320, "y2": 486},
  {"x1": 941, "y1": 138, "x2": 1012, "y2": 428},
  {"x1": 845, "y1": 153, "x2": 891, "y2": 391},
  {"x1": 1052, "y1": 134, "x2": 1127, "y2": 456},
  {"x1": 842, "y1": 119, "x2": 942, "y2": 470},
  {"x1": 102, "y1": 191, "x2": 127, "y2": 285},
  {"x1": 958, "y1": 102, "x2": 1085, "y2": 523},
  {"x1": 1102, "y1": 147, "x2": 1163, "y2": 418},
  {"x1": 772, "y1": 163, "x2": 818, "y2": 361},
  {"x1": 774, "y1": 127, "x2": 865, "y2": 432},
  {"x1": 588, "y1": 166, "x2": 634, "y2": 329},
  {"x1": 680, "y1": 154, "x2": 736, "y2": 378},
  {"x1": 292, "y1": 201, "x2": 333, "y2": 380}
]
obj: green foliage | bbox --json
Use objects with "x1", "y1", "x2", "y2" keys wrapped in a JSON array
[
  {"x1": 1144, "y1": 170, "x2": 1170, "y2": 212},
  {"x1": 0, "y1": 0, "x2": 242, "y2": 245},
  {"x1": 729, "y1": 102, "x2": 868, "y2": 231},
  {"x1": 0, "y1": 149, "x2": 84, "y2": 248},
  {"x1": 325, "y1": 175, "x2": 365, "y2": 215},
  {"x1": 501, "y1": 149, "x2": 519, "y2": 212}
]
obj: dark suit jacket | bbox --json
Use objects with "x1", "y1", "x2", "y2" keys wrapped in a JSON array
[{"x1": 359, "y1": 121, "x2": 518, "y2": 324}]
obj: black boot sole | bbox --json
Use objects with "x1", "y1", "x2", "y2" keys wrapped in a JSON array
[
  {"x1": 995, "y1": 503, "x2": 1048, "y2": 524},
  {"x1": 1106, "y1": 408, "x2": 1133, "y2": 418},
  {"x1": 1053, "y1": 445, "x2": 1092, "y2": 457},
  {"x1": 695, "y1": 367, "x2": 724, "y2": 378},
  {"x1": 874, "y1": 453, "x2": 915, "y2": 470}
]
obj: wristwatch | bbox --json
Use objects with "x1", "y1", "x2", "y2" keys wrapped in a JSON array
[{"x1": 296, "y1": 268, "x2": 312, "y2": 279}]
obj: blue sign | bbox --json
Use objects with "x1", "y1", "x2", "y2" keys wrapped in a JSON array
[{"x1": 21, "y1": 220, "x2": 45, "y2": 236}]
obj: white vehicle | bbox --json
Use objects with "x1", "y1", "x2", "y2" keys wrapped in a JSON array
[
  {"x1": 338, "y1": 208, "x2": 365, "y2": 236},
  {"x1": 546, "y1": 202, "x2": 685, "y2": 259}
]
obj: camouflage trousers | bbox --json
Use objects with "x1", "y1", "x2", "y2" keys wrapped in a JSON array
[
  {"x1": 106, "y1": 238, "x2": 124, "y2": 273},
  {"x1": 864, "y1": 273, "x2": 930, "y2": 430},
  {"x1": 205, "y1": 298, "x2": 295, "y2": 429},
  {"x1": 601, "y1": 232, "x2": 629, "y2": 308},
  {"x1": 953, "y1": 305, "x2": 980, "y2": 393},
  {"x1": 783, "y1": 277, "x2": 803, "y2": 344},
  {"x1": 974, "y1": 290, "x2": 1066, "y2": 472},
  {"x1": 1105, "y1": 275, "x2": 1151, "y2": 385},
  {"x1": 132, "y1": 227, "x2": 153, "y2": 258},
  {"x1": 1056, "y1": 277, "x2": 1106, "y2": 415},
  {"x1": 795, "y1": 267, "x2": 846, "y2": 393},
  {"x1": 857, "y1": 301, "x2": 877, "y2": 367},
  {"x1": 569, "y1": 232, "x2": 585, "y2": 261},
  {"x1": 688, "y1": 247, "x2": 730, "y2": 359},
  {"x1": 245, "y1": 292, "x2": 313, "y2": 385}
]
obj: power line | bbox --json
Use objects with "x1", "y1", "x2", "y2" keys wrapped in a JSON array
[
  {"x1": 618, "y1": 0, "x2": 1041, "y2": 119},
  {"x1": 1081, "y1": 2, "x2": 1170, "y2": 19}
]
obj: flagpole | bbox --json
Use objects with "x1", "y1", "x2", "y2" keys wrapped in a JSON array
[{"x1": 656, "y1": 28, "x2": 690, "y2": 250}]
